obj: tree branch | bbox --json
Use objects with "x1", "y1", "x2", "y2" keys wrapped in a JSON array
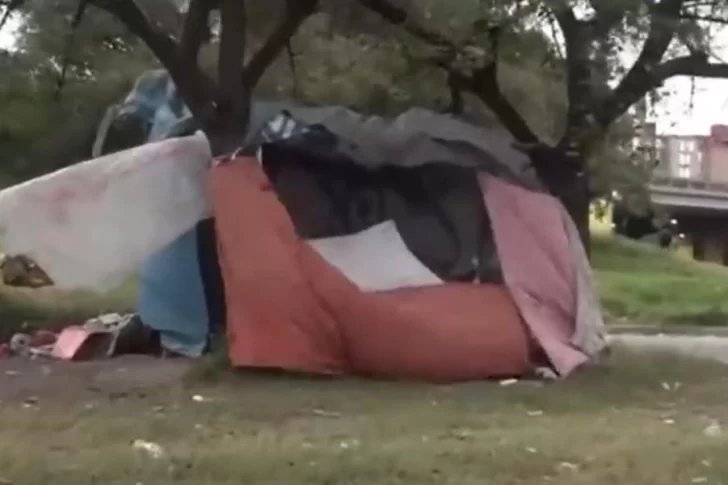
[
  {"x1": 355, "y1": 0, "x2": 452, "y2": 47},
  {"x1": 0, "y1": 0, "x2": 24, "y2": 33},
  {"x1": 90, "y1": 0, "x2": 215, "y2": 122},
  {"x1": 552, "y1": 5, "x2": 593, "y2": 150},
  {"x1": 54, "y1": 0, "x2": 90, "y2": 102},
  {"x1": 591, "y1": 1, "x2": 626, "y2": 31},
  {"x1": 242, "y1": 0, "x2": 317, "y2": 88},
  {"x1": 656, "y1": 53, "x2": 728, "y2": 78},
  {"x1": 594, "y1": 0, "x2": 685, "y2": 128},
  {"x1": 179, "y1": 0, "x2": 215, "y2": 66},
  {"x1": 356, "y1": 0, "x2": 538, "y2": 143},
  {"x1": 679, "y1": 12, "x2": 728, "y2": 25},
  {"x1": 217, "y1": 0, "x2": 247, "y2": 120}
]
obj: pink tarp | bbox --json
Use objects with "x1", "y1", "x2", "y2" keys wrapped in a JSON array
[{"x1": 481, "y1": 175, "x2": 594, "y2": 376}]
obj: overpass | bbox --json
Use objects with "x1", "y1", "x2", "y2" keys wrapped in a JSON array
[
  {"x1": 649, "y1": 176, "x2": 728, "y2": 264},
  {"x1": 650, "y1": 177, "x2": 728, "y2": 211}
]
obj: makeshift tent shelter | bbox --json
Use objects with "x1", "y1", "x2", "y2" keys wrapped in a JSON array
[{"x1": 0, "y1": 73, "x2": 606, "y2": 381}]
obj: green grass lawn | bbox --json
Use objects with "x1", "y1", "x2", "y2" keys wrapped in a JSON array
[
  {"x1": 592, "y1": 235, "x2": 728, "y2": 326},
  {"x1": 2, "y1": 347, "x2": 728, "y2": 485}
]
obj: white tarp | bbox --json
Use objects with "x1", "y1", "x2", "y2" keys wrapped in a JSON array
[
  {"x1": 307, "y1": 220, "x2": 443, "y2": 292},
  {"x1": 0, "y1": 131, "x2": 212, "y2": 291}
]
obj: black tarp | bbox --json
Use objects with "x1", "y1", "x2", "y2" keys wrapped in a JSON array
[{"x1": 261, "y1": 128, "x2": 503, "y2": 284}]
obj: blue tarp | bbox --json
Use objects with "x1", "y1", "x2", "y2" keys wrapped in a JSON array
[
  {"x1": 120, "y1": 69, "x2": 195, "y2": 142},
  {"x1": 137, "y1": 228, "x2": 209, "y2": 357},
  {"x1": 115, "y1": 70, "x2": 313, "y2": 356}
]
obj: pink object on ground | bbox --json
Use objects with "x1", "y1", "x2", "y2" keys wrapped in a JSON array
[
  {"x1": 51, "y1": 326, "x2": 109, "y2": 361},
  {"x1": 481, "y1": 174, "x2": 589, "y2": 376}
]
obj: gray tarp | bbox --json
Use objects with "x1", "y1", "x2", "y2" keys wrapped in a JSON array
[
  {"x1": 247, "y1": 103, "x2": 543, "y2": 190},
  {"x1": 94, "y1": 70, "x2": 542, "y2": 189}
]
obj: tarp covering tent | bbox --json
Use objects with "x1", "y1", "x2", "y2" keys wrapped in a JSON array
[
  {"x1": 0, "y1": 72, "x2": 607, "y2": 381},
  {"x1": 0, "y1": 131, "x2": 211, "y2": 291}
]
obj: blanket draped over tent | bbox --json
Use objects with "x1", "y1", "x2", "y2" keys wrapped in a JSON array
[{"x1": 0, "y1": 72, "x2": 607, "y2": 380}]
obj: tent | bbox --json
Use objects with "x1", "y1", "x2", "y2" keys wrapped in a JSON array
[{"x1": 0, "y1": 77, "x2": 606, "y2": 382}]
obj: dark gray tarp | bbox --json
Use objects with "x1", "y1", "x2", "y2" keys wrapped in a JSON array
[
  {"x1": 246, "y1": 103, "x2": 543, "y2": 190},
  {"x1": 93, "y1": 69, "x2": 541, "y2": 190}
]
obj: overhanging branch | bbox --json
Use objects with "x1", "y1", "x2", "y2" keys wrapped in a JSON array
[
  {"x1": 54, "y1": 0, "x2": 90, "y2": 102},
  {"x1": 91, "y1": 0, "x2": 178, "y2": 72},
  {"x1": 656, "y1": 53, "x2": 728, "y2": 78},
  {"x1": 242, "y1": 0, "x2": 317, "y2": 88},
  {"x1": 355, "y1": 0, "x2": 452, "y2": 47},
  {"x1": 679, "y1": 12, "x2": 728, "y2": 25},
  {"x1": 0, "y1": 0, "x2": 24, "y2": 33},
  {"x1": 594, "y1": 0, "x2": 685, "y2": 128},
  {"x1": 90, "y1": 0, "x2": 215, "y2": 122},
  {"x1": 356, "y1": 0, "x2": 538, "y2": 143},
  {"x1": 217, "y1": 0, "x2": 247, "y2": 118},
  {"x1": 179, "y1": 0, "x2": 215, "y2": 65},
  {"x1": 551, "y1": 5, "x2": 592, "y2": 149},
  {"x1": 589, "y1": 0, "x2": 627, "y2": 35}
]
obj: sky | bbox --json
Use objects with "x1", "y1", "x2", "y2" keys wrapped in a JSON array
[{"x1": 1, "y1": 15, "x2": 727, "y2": 137}]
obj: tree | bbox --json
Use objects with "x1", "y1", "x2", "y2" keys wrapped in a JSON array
[
  {"x1": 350, "y1": 0, "x2": 728, "y2": 252},
  {"x1": 2, "y1": 0, "x2": 319, "y2": 156},
  {"x1": 0, "y1": 0, "x2": 153, "y2": 182},
  {"x1": 3, "y1": 0, "x2": 728, "y2": 253}
]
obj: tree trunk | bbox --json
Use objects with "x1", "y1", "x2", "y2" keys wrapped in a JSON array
[
  {"x1": 528, "y1": 147, "x2": 592, "y2": 257},
  {"x1": 557, "y1": 173, "x2": 591, "y2": 257}
]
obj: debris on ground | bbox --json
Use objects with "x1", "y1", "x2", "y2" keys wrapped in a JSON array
[
  {"x1": 556, "y1": 462, "x2": 580, "y2": 473},
  {"x1": 132, "y1": 439, "x2": 166, "y2": 459},
  {"x1": 0, "y1": 254, "x2": 53, "y2": 288},
  {"x1": 661, "y1": 381, "x2": 682, "y2": 391},
  {"x1": 311, "y1": 409, "x2": 342, "y2": 418},
  {"x1": 1, "y1": 314, "x2": 162, "y2": 362},
  {"x1": 703, "y1": 421, "x2": 722, "y2": 437}
]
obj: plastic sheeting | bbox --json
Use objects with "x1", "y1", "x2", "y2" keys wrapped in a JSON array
[
  {"x1": 0, "y1": 131, "x2": 212, "y2": 291},
  {"x1": 307, "y1": 221, "x2": 443, "y2": 292},
  {"x1": 138, "y1": 228, "x2": 209, "y2": 357}
]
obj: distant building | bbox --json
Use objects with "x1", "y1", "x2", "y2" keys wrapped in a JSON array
[{"x1": 643, "y1": 123, "x2": 728, "y2": 186}]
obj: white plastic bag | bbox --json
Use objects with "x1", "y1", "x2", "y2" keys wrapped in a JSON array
[{"x1": 0, "y1": 131, "x2": 212, "y2": 291}]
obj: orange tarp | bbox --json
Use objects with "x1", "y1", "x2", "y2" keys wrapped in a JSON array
[{"x1": 210, "y1": 158, "x2": 532, "y2": 382}]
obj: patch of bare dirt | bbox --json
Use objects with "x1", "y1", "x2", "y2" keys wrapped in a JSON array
[{"x1": 0, "y1": 356, "x2": 191, "y2": 402}]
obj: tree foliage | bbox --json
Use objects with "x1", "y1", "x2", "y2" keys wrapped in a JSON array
[
  {"x1": 0, "y1": 0, "x2": 153, "y2": 182},
  {"x1": 2, "y1": 0, "x2": 728, "y2": 237}
]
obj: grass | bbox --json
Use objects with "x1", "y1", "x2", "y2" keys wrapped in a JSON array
[
  {"x1": 0, "y1": 279, "x2": 136, "y2": 342},
  {"x1": 592, "y1": 234, "x2": 728, "y2": 326},
  {"x1": 1, "y1": 347, "x2": 727, "y2": 485}
]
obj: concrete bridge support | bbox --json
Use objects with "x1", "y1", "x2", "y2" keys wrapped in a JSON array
[{"x1": 674, "y1": 212, "x2": 728, "y2": 265}]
